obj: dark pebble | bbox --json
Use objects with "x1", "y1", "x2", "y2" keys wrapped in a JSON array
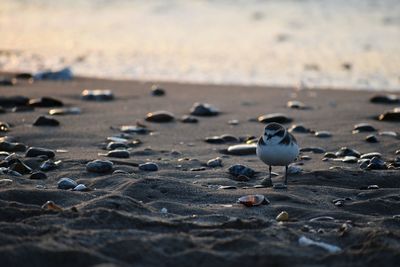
[
  {"x1": 0, "y1": 96, "x2": 29, "y2": 107},
  {"x1": 0, "y1": 78, "x2": 17, "y2": 86},
  {"x1": 367, "y1": 157, "x2": 386, "y2": 170},
  {"x1": 40, "y1": 159, "x2": 59, "y2": 171},
  {"x1": 86, "y1": 160, "x2": 113, "y2": 173},
  {"x1": 377, "y1": 110, "x2": 400, "y2": 122},
  {"x1": 30, "y1": 171, "x2": 47, "y2": 180},
  {"x1": 34, "y1": 67, "x2": 73, "y2": 80},
  {"x1": 370, "y1": 94, "x2": 400, "y2": 104},
  {"x1": 145, "y1": 110, "x2": 175, "y2": 122},
  {"x1": 12, "y1": 106, "x2": 35, "y2": 112},
  {"x1": 28, "y1": 97, "x2": 63, "y2": 107},
  {"x1": 0, "y1": 122, "x2": 10, "y2": 132},
  {"x1": 57, "y1": 177, "x2": 78, "y2": 190},
  {"x1": 139, "y1": 162, "x2": 158, "y2": 171},
  {"x1": 106, "y1": 142, "x2": 129, "y2": 150},
  {"x1": 151, "y1": 85, "x2": 165, "y2": 96},
  {"x1": 288, "y1": 124, "x2": 311, "y2": 133},
  {"x1": 0, "y1": 141, "x2": 27, "y2": 152},
  {"x1": 181, "y1": 115, "x2": 198, "y2": 123},
  {"x1": 365, "y1": 135, "x2": 378, "y2": 143},
  {"x1": 258, "y1": 113, "x2": 292, "y2": 124},
  {"x1": 81, "y1": 89, "x2": 114, "y2": 101},
  {"x1": 228, "y1": 164, "x2": 256, "y2": 178},
  {"x1": 15, "y1": 73, "x2": 33, "y2": 80},
  {"x1": 396, "y1": 150, "x2": 400, "y2": 155},
  {"x1": 314, "y1": 131, "x2": 332, "y2": 138},
  {"x1": 191, "y1": 167, "x2": 206, "y2": 171},
  {"x1": 352, "y1": 123, "x2": 377, "y2": 133},
  {"x1": 33, "y1": 116, "x2": 60, "y2": 126},
  {"x1": 9, "y1": 160, "x2": 32, "y2": 174},
  {"x1": 300, "y1": 147, "x2": 325, "y2": 154},
  {"x1": 120, "y1": 125, "x2": 148, "y2": 134},
  {"x1": 106, "y1": 149, "x2": 130, "y2": 158},
  {"x1": 287, "y1": 100, "x2": 309, "y2": 109},
  {"x1": 190, "y1": 102, "x2": 219, "y2": 116},
  {"x1": 335, "y1": 147, "x2": 361, "y2": 158},
  {"x1": 26, "y1": 147, "x2": 55, "y2": 158}
]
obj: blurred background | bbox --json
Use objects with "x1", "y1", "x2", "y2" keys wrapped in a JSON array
[{"x1": 0, "y1": 0, "x2": 399, "y2": 90}]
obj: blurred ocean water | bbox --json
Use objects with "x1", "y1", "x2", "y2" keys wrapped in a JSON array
[{"x1": 0, "y1": 0, "x2": 399, "y2": 90}]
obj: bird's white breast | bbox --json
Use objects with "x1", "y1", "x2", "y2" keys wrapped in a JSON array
[{"x1": 257, "y1": 141, "x2": 299, "y2": 166}]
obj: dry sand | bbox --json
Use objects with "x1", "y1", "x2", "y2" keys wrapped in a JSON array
[{"x1": 0, "y1": 77, "x2": 399, "y2": 266}]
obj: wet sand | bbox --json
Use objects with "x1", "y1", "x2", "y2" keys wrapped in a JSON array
[{"x1": 0, "y1": 77, "x2": 399, "y2": 267}]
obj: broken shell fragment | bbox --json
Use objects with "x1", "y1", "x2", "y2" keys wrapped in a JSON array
[{"x1": 237, "y1": 194, "x2": 269, "y2": 207}]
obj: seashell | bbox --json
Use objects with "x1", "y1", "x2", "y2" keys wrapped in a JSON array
[
  {"x1": 276, "y1": 211, "x2": 289, "y2": 221},
  {"x1": 237, "y1": 194, "x2": 269, "y2": 207},
  {"x1": 41, "y1": 200, "x2": 63, "y2": 212}
]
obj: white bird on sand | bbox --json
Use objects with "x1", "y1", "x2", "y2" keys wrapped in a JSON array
[{"x1": 256, "y1": 122, "x2": 299, "y2": 185}]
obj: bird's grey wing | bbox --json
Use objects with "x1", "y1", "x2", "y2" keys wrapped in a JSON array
[{"x1": 279, "y1": 131, "x2": 291, "y2": 145}]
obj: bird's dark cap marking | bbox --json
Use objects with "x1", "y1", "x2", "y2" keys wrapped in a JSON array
[{"x1": 265, "y1": 122, "x2": 284, "y2": 132}]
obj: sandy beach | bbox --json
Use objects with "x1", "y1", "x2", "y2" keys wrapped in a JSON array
[{"x1": 0, "y1": 76, "x2": 399, "y2": 266}]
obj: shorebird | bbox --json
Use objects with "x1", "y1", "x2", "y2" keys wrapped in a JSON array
[{"x1": 256, "y1": 122, "x2": 299, "y2": 185}]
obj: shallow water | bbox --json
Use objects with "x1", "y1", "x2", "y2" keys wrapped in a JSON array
[{"x1": 0, "y1": 0, "x2": 399, "y2": 90}]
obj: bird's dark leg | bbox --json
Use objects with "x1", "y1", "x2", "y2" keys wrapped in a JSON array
[
  {"x1": 269, "y1": 165, "x2": 272, "y2": 179},
  {"x1": 284, "y1": 165, "x2": 288, "y2": 185}
]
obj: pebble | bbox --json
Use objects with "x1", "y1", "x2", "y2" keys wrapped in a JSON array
[
  {"x1": 73, "y1": 184, "x2": 88, "y2": 191},
  {"x1": 26, "y1": 147, "x2": 55, "y2": 158},
  {"x1": 30, "y1": 171, "x2": 47, "y2": 180},
  {"x1": 145, "y1": 111, "x2": 175, "y2": 122},
  {"x1": 28, "y1": 97, "x2": 63, "y2": 107},
  {"x1": 15, "y1": 73, "x2": 33, "y2": 80},
  {"x1": 378, "y1": 131, "x2": 398, "y2": 138},
  {"x1": 226, "y1": 144, "x2": 256, "y2": 155},
  {"x1": 0, "y1": 106, "x2": 5, "y2": 113},
  {"x1": 190, "y1": 102, "x2": 219, "y2": 116},
  {"x1": 106, "y1": 149, "x2": 130, "y2": 158},
  {"x1": 0, "y1": 122, "x2": 10, "y2": 132},
  {"x1": 352, "y1": 123, "x2": 377, "y2": 133},
  {"x1": 138, "y1": 162, "x2": 159, "y2": 171},
  {"x1": 12, "y1": 106, "x2": 34, "y2": 112},
  {"x1": 151, "y1": 85, "x2": 165, "y2": 96},
  {"x1": 358, "y1": 159, "x2": 370, "y2": 169},
  {"x1": 314, "y1": 131, "x2": 332, "y2": 138},
  {"x1": 0, "y1": 141, "x2": 27, "y2": 152},
  {"x1": 0, "y1": 96, "x2": 29, "y2": 107},
  {"x1": 360, "y1": 152, "x2": 382, "y2": 159},
  {"x1": 228, "y1": 164, "x2": 256, "y2": 178},
  {"x1": 258, "y1": 113, "x2": 292, "y2": 124},
  {"x1": 191, "y1": 167, "x2": 206, "y2": 171},
  {"x1": 273, "y1": 183, "x2": 288, "y2": 190},
  {"x1": 49, "y1": 107, "x2": 81, "y2": 115},
  {"x1": 0, "y1": 77, "x2": 17, "y2": 86},
  {"x1": 378, "y1": 110, "x2": 400, "y2": 122},
  {"x1": 0, "y1": 179, "x2": 13, "y2": 186},
  {"x1": 81, "y1": 89, "x2": 114, "y2": 101},
  {"x1": 119, "y1": 125, "x2": 148, "y2": 134},
  {"x1": 287, "y1": 165, "x2": 303, "y2": 174},
  {"x1": 207, "y1": 157, "x2": 222, "y2": 167},
  {"x1": 237, "y1": 194, "x2": 269, "y2": 207},
  {"x1": 228, "y1": 119, "x2": 239, "y2": 125},
  {"x1": 260, "y1": 177, "x2": 273, "y2": 187},
  {"x1": 40, "y1": 159, "x2": 60, "y2": 171},
  {"x1": 86, "y1": 160, "x2": 113, "y2": 173},
  {"x1": 180, "y1": 115, "x2": 198, "y2": 123},
  {"x1": 218, "y1": 185, "x2": 237, "y2": 190},
  {"x1": 335, "y1": 147, "x2": 361, "y2": 158},
  {"x1": 34, "y1": 67, "x2": 73, "y2": 81},
  {"x1": 57, "y1": 177, "x2": 78, "y2": 190},
  {"x1": 288, "y1": 124, "x2": 311, "y2": 133},
  {"x1": 33, "y1": 116, "x2": 60, "y2": 126},
  {"x1": 276, "y1": 211, "x2": 289, "y2": 221},
  {"x1": 287, "y1": 100, "x2": 309, "y2": 109},
  {"x1": 342, "y1": 156, "x2": 358, "y2": 163},
  {"x1": 41, "y1": 200, "x2": 63, "y2": 212},
  {"x1": 370, "y1": 94, "x2": 400, "y2": 104},
  {"x1": 9, "y1": 160, "x2": 32, "y2": 174},
  {"x1": 367, "y1": 157, "x2": 386, "y2": 170},
  {"x1": 367, "y1": 184, "x2": 379, "y2": 190},
  {"x1": 365, "y1": 135, "x2": 378, "y2": 143},
  {"x1": 112, "y1": 169, "x2": 130, "y2": 175},
  {"x1": 106, "y1": 142, "x2": 129, "y2": 150},
  {"x1": 205, "y1": 134, "x2": 239, "y2": 144},
  {"x1": 300, "y1": 147, "x2": 325, "y2": 154}
]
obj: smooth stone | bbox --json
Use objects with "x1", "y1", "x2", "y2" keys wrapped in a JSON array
[
  {"x1": 73, "y1": 184, "x2": 88, "y2": 191},
  {"x1": 367, "y1": 185, "x2": 379, "y2": 190},
  {"x1": 226, "y1": 144, "x2": 257, "y2": 155},
  {"x1": 300, "y1": 147, "x2": 325, "y2": 154},
  {"x1": 360, "y1": 152, "x2": 382, "y2": 159},
  {"x1": 314, "y1": 131, "x2": 332, "y2": 138},
  {"x1": 26, "y1": 147, "x2": 55, "y2": 158},
  {"x1": 30, "y1": 171, "x2": 47, "y2": 180},
  {"x1": 0, "y1": 141, "x2": 27, "y2": 152},
  {"x1": 33, "y1": 116, "x2": 60, "y2": 126},
  {"x1": 81, "y1": 89, "x2": 114, "y2": 101},
  {"x1": 12, "y1": 106, "x2": 34, "y2": 112},
  {"x1": 260, "y1": 177, "x2": 273, "y2": 187},
  {"x1": 220, "y1": 134, "x2": 239, "y2": 143},
  {"x1": 396, "y1": 150, "x2": 400, "y2": 155},
  {"x1": 0, "y1": 179, "x2": 13, "y2": 186},
  {"x1": 191, "y1": 167, "x2": 206, "y2": 171},
  {"x1": 258, "y1": 113, "x2": 292, "y2": 124},
  {"x1": 86, "y1": 160, "x2": 113, "y2": 173},
  {"x1": 367, "y1": 157, "x2": 386, "y2": 170},
  {"x1": 228, "y1": 119, "x2": 239, "y2": 125},
  {"x1": 370, "y1": 94, "x2": 400, "y2": 104},
  {"x1": 276, "y1": 211, "x2": 289, "y2": 221},
  {"x1": 106, "y1": 142, "x2": 129, "y2": 150},
  {"x1": 181, "y1": 115, "x2": 198, "y2": 123},
  {"x1": 287, "y1": 165, "x2": 302, "y2": 174},
  {"x1": 0, "y1": 122, "x2": 10, "y2": 132},
  {"x1": 150, "y1": 85, "x2": 165, "y2": 96},
  {"x1": 49, "y1": 107, "x2": 81, "y2": 115},
  {"x1": 228, "y1": 164, "x2": 256, "y2": 178},
  {"x1": 273, "y1": 183, "x2": 287, "y2": 190},
  {"x1": 205, "y1": 136, "x2": 225, "y2": 144},
  {"x1": 139, "y1": 162, "x2": 159, "y2": 171},
  {"x1": 207, "y1": 157, "x2": 222, "y2": 167},
  {"x1": 335, "y1": 147, "x2": 361, "y2": 158},
  {"x1": 342, "y1": 156, "x2": 358, "y2": 163},
  {"x1": 287, "y1": 100, "x2": 309, "y2": 109},
  {"x1": 112, "y1": 169, "x2": 130, "y2": 175},
  {"x1": 40, "y1": 159, "x2": 60, "y2": 171},
  {"x1": 218, "y1": 185, "x2": 237, "y2": 190},
  {"x1": 119, "y1": 125, "x2": 148, "y2": 134},
  {"x1": 365, "y1": 135, "x2": 378, "y2": 143},
  {"x1": 34, "y1": 67, "x2": 73, "y2": 81},
  {"x1": 190, "y1": 102, "x2": 219, "y2": 116},
  {"x1": 359, "y1": 159, "x2": 370, "y2": 169},
  {"x1": 145, "y1": 111, "x2": 175, "y2": 122},
  {"x1": 106, "y1": 149, "x2": 130, "y2": 158},
  {"x1": 352, "y1": 123, "x2": 377, "y2": 133},
  {"x1": 10, "y1": 160, "x2": 32, "y2": 174},
  {"x1": 0, "y1": 78, "x2": 17, "y2": 86},
  {"x1": 289, "y1": 124, "x2": 311, "y2": 133},
  {"x1": 28, "y1": 97, "x2": 63, "y2": 107},
  {"x1": 378, "y1": 110, "x2": 400, "y2": 122},
  {"x1": 57, "y1": 177, "x2": 78, "y2": 190},
  {"x1": 0, "y1": 96, "x2": 29, "y2": 107},
  {"x1": 15, "y1": 73, "x2": 33, "y2": 79},
  {"x1": 378, "y1": 131, "x2": 398, "y2": 137}
]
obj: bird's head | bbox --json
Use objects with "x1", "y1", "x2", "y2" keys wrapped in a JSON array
[{"x1": 263, "y1": 122, "x2": 286, "y2": 142}]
